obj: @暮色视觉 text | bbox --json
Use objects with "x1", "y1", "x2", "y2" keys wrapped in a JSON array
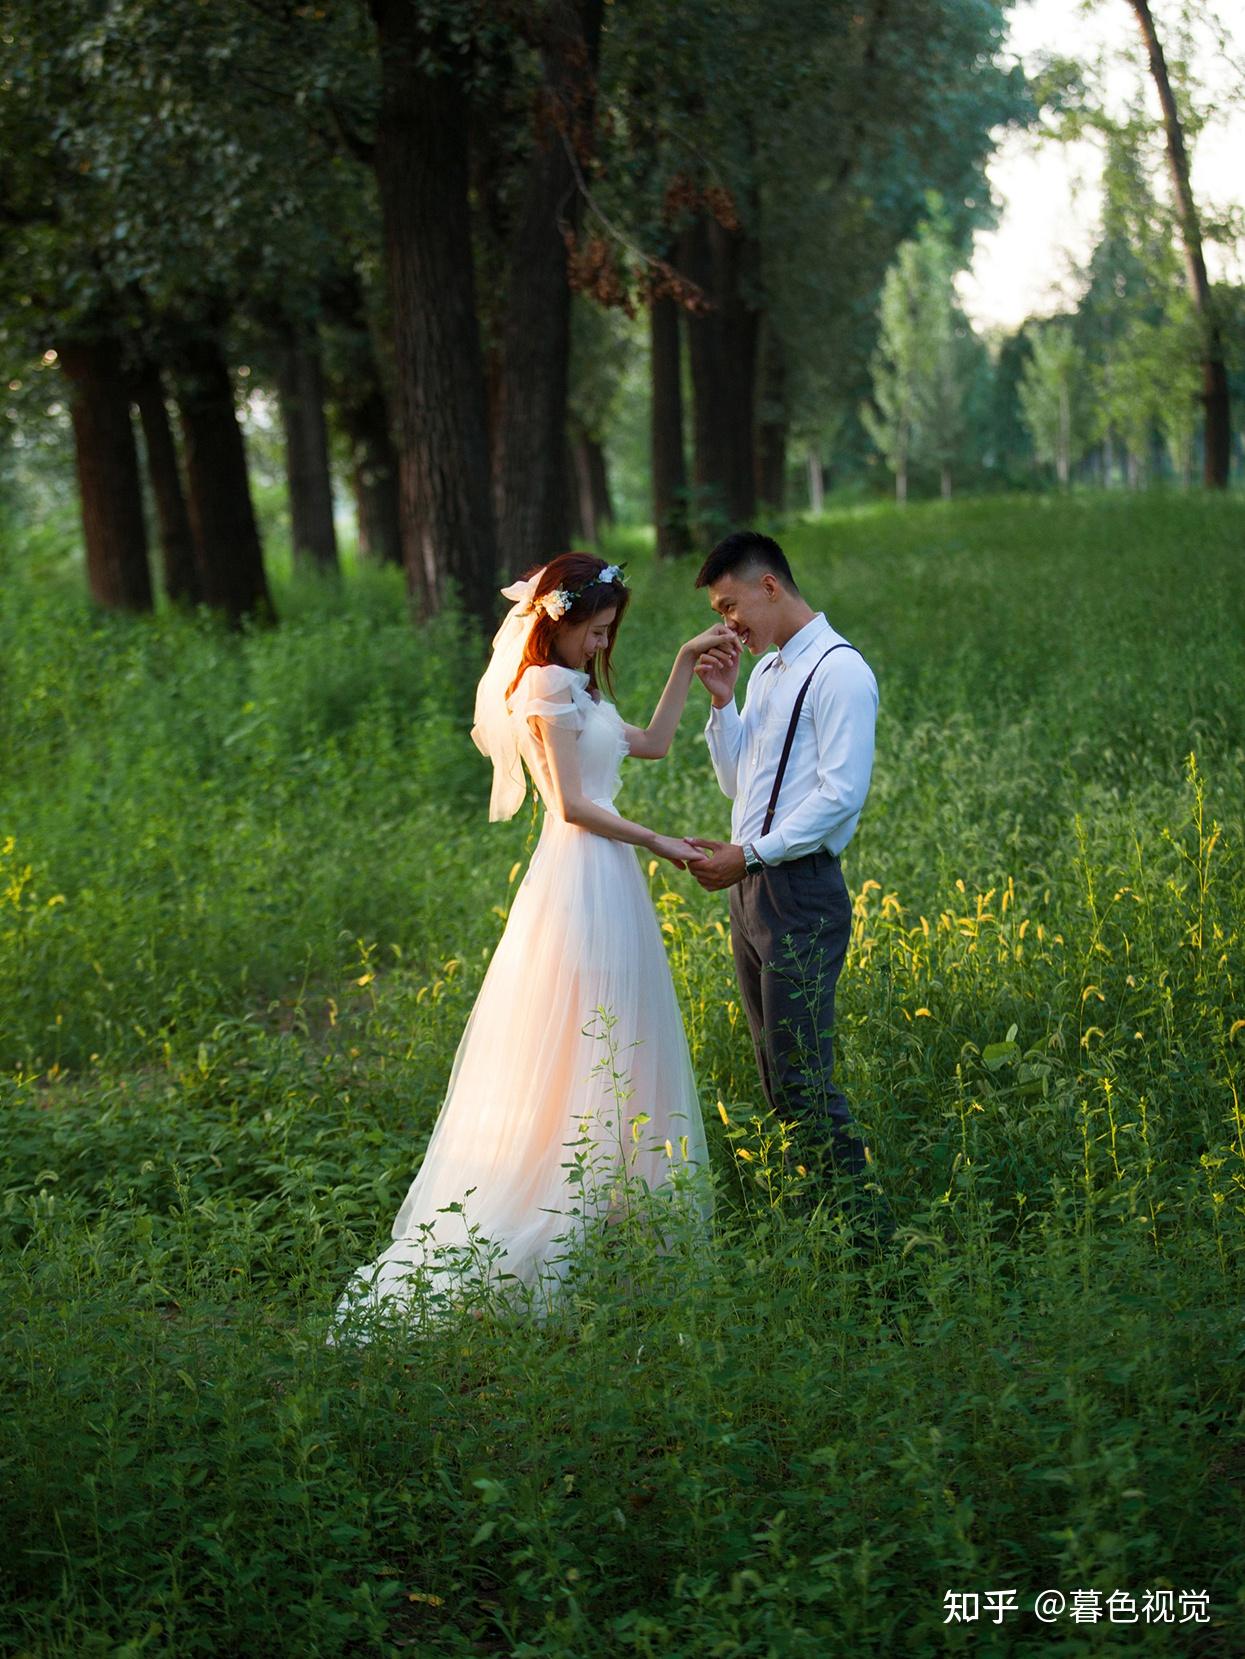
[{"x1": 944, "y1": 1589, "x2": 1210, "y2": 1625}]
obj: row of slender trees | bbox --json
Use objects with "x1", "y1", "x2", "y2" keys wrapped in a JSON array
[
  {"x1": 1, "y1": 0, "x2": 1025, "y2": 629},
  {"x1": 857, "y1": 0, "x2": 1238, "y2": 503},
  {"x1": 859, "y1": 138, "x2": 1242, "y2": 502},
  {"x1": 2, "y1": 2, "x2": 1230, "y2": 631}
]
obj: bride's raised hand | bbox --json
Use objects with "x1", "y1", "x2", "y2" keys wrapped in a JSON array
[
  {"x1": 684, "y1": 621, "x2": 738, "y2": 660},
  {"x1": 651, "y1": 834, "x2": 709, "y2": 870},
  {"x1": 691, "y1": 625, "x2": 740, "y2": 707}
]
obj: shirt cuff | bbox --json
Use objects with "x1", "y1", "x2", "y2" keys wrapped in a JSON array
[
  {"x1": 753, "y1": 828, "x2": 785, "y2": 865},
  {"x1": 706, "y1": 697, "x2": 740, "y2": 732}
]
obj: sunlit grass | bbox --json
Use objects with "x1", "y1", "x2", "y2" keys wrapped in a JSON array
[{"x1": 1, "y1": 490, "x2": 1243, "y2": 1655}]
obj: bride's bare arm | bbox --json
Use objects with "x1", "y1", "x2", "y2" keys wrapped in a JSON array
[
  {"x1": 623, "y1": 624, "x2": 739, "y2": 759},
  {"x1": 534, "y1": 716, "x2": 704, "y2": 867}
]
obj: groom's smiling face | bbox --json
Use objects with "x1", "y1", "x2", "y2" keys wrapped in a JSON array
[{"x1": 707, "y1": 569, "x2": 781, "y2": 656}]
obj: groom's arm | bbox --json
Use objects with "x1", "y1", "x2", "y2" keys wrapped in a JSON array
[
  {"x1": 752, "y1": 663, "x2": 877, "y2": 865},
  {"x1": 703, "y1": 697, "x2": 745, "y2": 798}
]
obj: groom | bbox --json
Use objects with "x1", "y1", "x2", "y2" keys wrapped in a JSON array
[{"x1": 688, "y1": 530, "x2": 893, "y2": 1243}]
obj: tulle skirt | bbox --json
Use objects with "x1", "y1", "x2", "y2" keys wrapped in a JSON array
[{"x1": 328, "y1": 805, "x2": 713, "y2": 1341}]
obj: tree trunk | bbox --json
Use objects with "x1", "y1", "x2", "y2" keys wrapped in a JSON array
[
  {"x1": 940, "y1": 466, "x2": 952, "y2": 500},
  {"x1": 321, "y1": 268, "x2": 403, "y2": 567},
  {"x1": 650, "y1": 287, "x2": 690, "y2": 558},
  {"x1": 353, "y1": 467, "x2": 373, "y2": 557},
  {"x1": 493, "y1": 0, "x2": 605, "y2": 575},
  {"x1": 173, "y1": 335, "x2": 274, "y2": 626},
  {"x1": 566, "y1": 437, "x2": 589, "y2": 544},
  {"x1": 579, "y1": 432, "x2": 614, "y2": 544},
  {"x1": 712, "y1": 218, "x2": 760, "y2": 523},
  {"x1": 1129, "y1": 0, "x2": 1231, "y2": 487},
  {"x1": 1056, "y1": 383, "x2": 1070, "y2": 489},
  {"x1": 131, "y1": 357, "x2": 201, "y2": 605},
  {"x1": 755, "y1": 320, "x2": 787, "y2": 514},
  {"x1": 806, "y1": 448, "x2": 824, "y2": 515},
  {"x1": 586, "y1": 434, "x2": 612, "y2": 530},
  {"x1": 679, "y1": 217, "x2": 730, "y2": 539},
  {"x1": 344, "y1": 386, "x2": 403, "y2": 566},
  {"x1": 58, "y1": 333, "x2": 153, "y2": 612},
  {"x1": 566, "y1": 430, "x2": 612, "y2": 547},
  {"x1": 370, "y1": 0, "x2": 497, "y2": 623},
  {"x1": 277, "y1": 329, "x2": 339, "y2": 574},
  {"x1": 680, "y1": 214, "x2": 760, "y2": 533}
]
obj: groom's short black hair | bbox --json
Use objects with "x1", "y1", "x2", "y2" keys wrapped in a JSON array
[{"x1": 695, "y1": 531, "x2": 799, "y2": 594}]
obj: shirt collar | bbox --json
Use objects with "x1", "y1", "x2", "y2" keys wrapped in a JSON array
[{"x1": 769, "y1": 612, "x2": 831, "y2": 672}]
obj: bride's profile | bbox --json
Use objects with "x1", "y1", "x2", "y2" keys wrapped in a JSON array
[{"x1": 328, "y1": 553, "x2": 735, "y2": 1341}]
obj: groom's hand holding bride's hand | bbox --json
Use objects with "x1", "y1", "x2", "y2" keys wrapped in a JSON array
[
  {"x1": 686, "y1": 839, "x2": 746, "y2": 890},
  {"x1": 650, "y1": 834, "x2": 709, "y2": 872},
  {"x1": 691, "y1": 627, "x2": 740, "y2": 708}
]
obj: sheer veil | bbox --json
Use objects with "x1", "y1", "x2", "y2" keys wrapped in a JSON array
[{"x1": 470, "y1": 569, "x2": 545, "y2": 822}]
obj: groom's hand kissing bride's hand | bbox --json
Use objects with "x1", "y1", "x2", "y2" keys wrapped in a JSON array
[{"x1": 691, "y1": 627, "x2": 740, "y2": 708}]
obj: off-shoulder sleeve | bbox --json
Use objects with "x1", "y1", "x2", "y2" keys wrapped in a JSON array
[{"x1": 507, "y1": 663, "x2": 588, "y2": 730}]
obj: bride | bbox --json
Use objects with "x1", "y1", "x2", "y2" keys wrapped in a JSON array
[{"x1": 329, "y1": 553, "x2": 737, "y2": 1340}]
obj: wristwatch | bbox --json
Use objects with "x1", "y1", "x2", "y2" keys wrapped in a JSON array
[{"x1": 742, "y1": 842, "x2": 764, "y2": 874}]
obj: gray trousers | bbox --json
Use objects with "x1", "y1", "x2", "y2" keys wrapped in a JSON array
[{"x1": 728, "y1": 849, "x2": 870, "y2": 1184}]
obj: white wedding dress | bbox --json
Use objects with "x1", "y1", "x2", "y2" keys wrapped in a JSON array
[{"x1": 329, "y1": 663, "x2": 712, "y2": 1339}]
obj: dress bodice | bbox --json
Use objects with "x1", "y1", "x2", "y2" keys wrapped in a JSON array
[{"x1": 507, "y1": 663, "x2": 628, "y2": 814}]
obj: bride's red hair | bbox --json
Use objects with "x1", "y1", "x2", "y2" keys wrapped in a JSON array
[{"x1": 506, "y1": 553, "x2": 630, "y2": 701}]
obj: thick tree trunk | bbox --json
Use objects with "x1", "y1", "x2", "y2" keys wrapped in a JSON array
[
  {"x1": 680, "y1": 215, "x2": 729, "y2": 536},
  {"x1": 173, "y1": 336, "x2": 274, "y2": 626},
  {"x1": 58, "y1": 334, "x2": 153, "y2": 612},
  {"x1": 680, "y1": 214, "x2": 759, "y2": 533},
  {"x1": 650, "y1": 288, "x2": 691, "y2": 558},
  {"x1": 131, "y1": 357, "x2": 200, "y2": 606},
  {"x1": 277, "y1": 329, "x2": 339, "y2": 574},
  {"x1": 755, "y1": 321, "x2": 787, "y2": 514},
  {"x1": 940, "y1": 466, "x2": 952, "y2": 500},
  {"x1": 1129, "y1": 0, "x2": 1231, "y2": 487},
  {"x1": 711, "y1": 219, "x2": 760, "y2": 524},
  {"x1": 494, "y1": 0, "x2": 604, "y2": 575},
  {"x1": 371, "y1": 0, "x2": 497, "y2": 623}
]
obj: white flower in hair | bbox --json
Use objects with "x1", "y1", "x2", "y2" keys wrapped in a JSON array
[{"x1": 539, "y1": 586, "x2": 573, "y2": 621}]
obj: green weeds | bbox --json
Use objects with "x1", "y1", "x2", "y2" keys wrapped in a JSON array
[{"x1": 2, "y1": 492, "x2": 1243, "y2": 1654}]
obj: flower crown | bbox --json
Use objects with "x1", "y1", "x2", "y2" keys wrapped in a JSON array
[{"x1": 531, "y1": 563, "x2": 626, "y2": 622}]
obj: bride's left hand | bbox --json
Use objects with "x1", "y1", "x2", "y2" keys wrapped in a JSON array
[{"x1": 683, "y1": 622, "x2": 739, "y2": 660}]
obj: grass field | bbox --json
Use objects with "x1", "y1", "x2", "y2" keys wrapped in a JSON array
[{"x1": 2, "y1": 491, "x2": 1243, "y2": 1655}]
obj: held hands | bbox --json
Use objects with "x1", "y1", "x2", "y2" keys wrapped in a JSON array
[
  {"x1": 686, "y1": 838, "x2": 746, "y2": 890},
  {"x1": 651, "y1": 833, "x2": 709, "y2": 871},
  {"x1": 691, "y1": 627, "x2": 741, "y2": 708}
]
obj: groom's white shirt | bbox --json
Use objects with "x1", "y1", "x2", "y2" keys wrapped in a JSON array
[{"x1": 703, "y1": 612, "x2": 877, "y2": 865}]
